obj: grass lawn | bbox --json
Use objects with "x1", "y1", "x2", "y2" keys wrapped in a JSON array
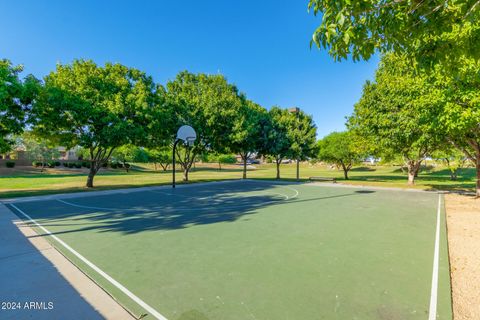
[{"x1": 0, "y1": 162, "x2": 476, "y2": 198}]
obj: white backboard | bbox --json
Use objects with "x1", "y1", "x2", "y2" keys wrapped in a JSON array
[{"x1": 176, "y1": 125, "x2": 196, "y2": 144}]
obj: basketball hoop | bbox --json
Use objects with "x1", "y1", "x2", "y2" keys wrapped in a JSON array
[
  {"x1": 176, "y1": 125, "x2": 197, "y2": 146},
  {"x1": 173, "y1": 125, "x2": 197, "y2": 188}
]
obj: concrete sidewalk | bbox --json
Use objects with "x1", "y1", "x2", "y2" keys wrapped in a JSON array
[{"x1": 0, "y1": 203, "x2": 135, "y2": 320}]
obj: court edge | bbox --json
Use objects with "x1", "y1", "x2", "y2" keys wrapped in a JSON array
[{"x1": 8, "y1": 203, "x2": 168, "y2": 320}]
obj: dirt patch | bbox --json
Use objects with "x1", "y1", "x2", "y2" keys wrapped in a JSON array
[{"x1": 445, "y1": 194, "x2": 480, "y2": 320}]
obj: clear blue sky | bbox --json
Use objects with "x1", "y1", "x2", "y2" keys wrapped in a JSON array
[{"x1": 0, "y1": 0, "x2": 379, "y2": 138}]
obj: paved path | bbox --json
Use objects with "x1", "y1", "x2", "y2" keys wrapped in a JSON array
[{"x1": 0, "y1": 203, "x2": 135, "y2": 320}]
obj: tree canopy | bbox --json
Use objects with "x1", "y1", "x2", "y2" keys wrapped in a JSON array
[
  {"x1": 31, "y1": 60, "x2": 163, "y2": 187},
  {"x1": 166, "y1": 71, "x2": 244, "y2": 181},
  {"x1": 317, "y1": 131, "x2": 360, "y2": 180},
  {"x1": 308, "y1": 0, "x2": 480, "y2": 66},
  {"x1": 0, "y1": 60, "x2": 39, "y2": 153},
  {"x1": 285, "y1": 108, "x2": 317, "y2": 162},
  {"x1": 260, "y1": 107, "x2": 294, "y2": 179},
  {"x1": 228, "y1": 100, "x2": 267, "y2": 178},
  {"x1": 348, "y1": 53, "x2": 443, "y2": 184}
]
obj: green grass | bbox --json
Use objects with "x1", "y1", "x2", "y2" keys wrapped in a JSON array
[
  {"x1": 8, "y1": 181, "x2": 452, "y2": 319},
  {"x1": 0, "y1": 162, "x2": 476, "y2": 198}
]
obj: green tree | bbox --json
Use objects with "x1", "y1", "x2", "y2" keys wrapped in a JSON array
[
  {"x1": 146, "y1": 147, "x2": 172, "y2": 171},
  {"x1": 348, "y1": 54, "x2": 443, "y2": 185},
  {"x1": 207, "y1": 153, "x2": 237, "y2": 170},
  {"x1": 21, "y1": 132, "x2": 60, "y2": 172},
  {"x1": 434, "y1": 61, "x2": 480, "y2": 196},
  {"x1": 228, "y1": 100, "x2": 267, "y2": 179},
  {"x1": 317, "y1": 131, "x2": 360, "y2": 179},
  {"x1": 307, "y1": 0, "x2": 480, "y2": 195},
  {"x1": 260, "y1": 107, "x2": 293, "y2": 179},
  {"x1": 31, "y1": 60, "x2": 164, "y2": 187},
  {"x1": 166, "y1": 71, "x2": 244, "y2": 181},
  {"x1": 286, "y1": 108, "x2": 318, "y2": 179},
  {"x1": 308, "y1": 0, "x2": 480, "y2": 66},
  {"x1": 0, "y1": 60, "x2": 39, "y2": 153},
  {"x1": 432, "y1": 147, "x2": 469, "y2": 181},
  {"x1": 111, "y1": 145, "x2": 149, "y2": 172}
]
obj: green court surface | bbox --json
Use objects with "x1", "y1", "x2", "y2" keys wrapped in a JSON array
[{"x1": 5, "y1": 180, "x2": 452, "y2": 320}]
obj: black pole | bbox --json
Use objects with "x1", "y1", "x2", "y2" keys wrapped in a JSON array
[
  {"x1": 296, "y1": 159, "x2": 300, "y2": 181},
  {"x1": 172, "y1": 139, "x2": 179, "y2": 188}
]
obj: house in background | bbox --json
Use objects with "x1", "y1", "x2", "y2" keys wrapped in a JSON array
[{"x1": 57, "y1": 147, "x2": 80, "y2": 160}]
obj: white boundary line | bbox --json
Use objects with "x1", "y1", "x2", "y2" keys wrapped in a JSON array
[
  {"x1": 56, "y1": 199, "x2": 137, "y2": 212},
  {"x1": 55, "y1": 186, "x2": 298, "y2": 213},
  {"x1": 9, "y1": 203, "x2": 168, "y2": 320},
  {"x1": 428, "y1": 194, "x2": 442, "y2": 320}
]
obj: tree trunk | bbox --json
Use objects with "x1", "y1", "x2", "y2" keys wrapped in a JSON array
[
  {"x1": 406, "y1": 160, "x2": 421, "y2": 185},
  {"x1": 340, "y1": 161, "x2": 349, "y2": 180},
  {"x1": 476, "y1": 155, "x2": 480, "y2": 198},
  {"x1": 183, "y1": 167, "x2": 189, "y2": 181},
  {"x1": 154, "y1": 162, "x2": 157, "y2": 171},
  {"x1": 86, "y1": 165, "x2": 96, "y2": 188},
  {"x1": 242, "y1": 156, "x2": 247, "y2": 179},
  {"x1": 218, "y1": 162, "x2": 221, "y2": 171},
  {"x1": 276, "y1": 159, "x2": 281, "y2": 179},
  {"x1": 414, "y1": 161, "x2": 421, "y2": 177},
  {"x1": 450, "y1": 170, "x2": 458, "y2": 181}
]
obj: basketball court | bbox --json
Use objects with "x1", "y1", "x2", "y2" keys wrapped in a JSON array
[{"x1": 3, "y1": 180, "x2": 452, "y2": 319}]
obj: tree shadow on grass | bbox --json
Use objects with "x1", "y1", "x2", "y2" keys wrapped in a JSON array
[
  {"x1": 350, "y1": 166, "x2": 376, "y2": 172},
  {"x1": 348, "y1": 170, "x2": 475, "y2": 192},
  {"x1": 11, "y1": 181, "x2": 367, "y2": 237}
]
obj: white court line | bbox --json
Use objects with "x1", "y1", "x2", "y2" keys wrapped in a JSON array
[
  {"x1": 9, "y1": 203, "x2": 168, "y2": 320},
  {"x1": 57, "y1": 192, "x2": 294, "y2": 213},
  {"x1": 57, "y1": 199, "x2": 137, "y2": 212},
  {"x1": 151, "y1": 189, "x2": 289, "y2": 201},
  {"x1": 428, "y1": 194, "x2": 442, "y2": 320}
]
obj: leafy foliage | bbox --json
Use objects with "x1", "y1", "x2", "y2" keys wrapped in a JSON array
[
  {"x1": 260, "y1": 107, "x2": 293, "y2": 179},
  {"x1": 21, "y1": 132, "x2": 60, "y2": 172},
  {"x1": 348, "y1": 54, "x2": 444, "y2": 184},
  {"x1": 317, "y1": 131, "x2": 360, "y2": 179},
  {"x1": 286, "y1": 108, "x2": 317, "y2": 161},
  {"x1": 228, "y1": 100, "x2": 267, "y2": 178},
  {"x1": 111, "y1": 145, "x2": 148, "y2": 172},
  {"x1": 31, "y1": 60, "x2": 162, "y2": 187},
  {"x1": 0, "y1": 59, "x2": 39, "y2": 153},
  {"x1": 146, "y1": 147, "x2": 172, "y2": 171},
  {"x1": 308, "y1": 0, "x2": 480, "y2": 66},
  {"x1": 207, "y1": 153, "x2": 237, "y2": 170},
  {"x1": 166, "y1": 71, "x2": 244, "y2": 181}
]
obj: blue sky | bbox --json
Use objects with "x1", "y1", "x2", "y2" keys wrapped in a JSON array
[{"x1": 0, "y1": 1, "x2": 379, "y2": 137}]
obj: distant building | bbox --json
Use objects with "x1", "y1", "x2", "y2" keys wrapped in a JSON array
[{"x1": 57, "y1": 146, "x2": 79, "y2": 160}]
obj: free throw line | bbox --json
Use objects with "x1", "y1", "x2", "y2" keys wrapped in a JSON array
[
  {"x1": 428, "y1": 194, "x2": 442, "y2": 320},
  {"x1": 9, "y1": 203, "x2": 168, "y2": 320}
]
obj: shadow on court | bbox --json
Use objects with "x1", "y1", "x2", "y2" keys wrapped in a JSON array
[{"x1": 9, "y1": 181, "x2": 374, "y2": 237}]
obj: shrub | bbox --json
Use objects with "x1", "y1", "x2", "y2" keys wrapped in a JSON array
[
  {"x1": 124, "y1": 163, "x2": 131, "y2": 169},
  {"x1": 218, "y1": 154, "x2": 237, "y2": 164},
  {"x1": 101, "y1": 162, "x2": 108, "y2": 168},
  {"x1": 63, "y1": 162, "x2": 68, "y2": 167},
  {"x1": 6, "y1": 161, "x2": 15, "y2": 168},
  {"x1": 68, "y1": 162, "x2": 75, "y2": 168},
  {"x1": 110, "y1": 162, "x2": 118, "y2": 169},
  {"x1": 48, "y1": 162, "x2": 55, "y2": 168},
  {"x1": 74, "y1": 163, "x2": 82, "y2": 169},
  {"x1": 55, "y1": 161, "x2": 61, "y2": 166},
  {"x1": 81, "y1": 161, "x2": 88, "y2": 167},
  {"x1": 32, "y1": 161, "x2": 39, "y2": 167}
]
